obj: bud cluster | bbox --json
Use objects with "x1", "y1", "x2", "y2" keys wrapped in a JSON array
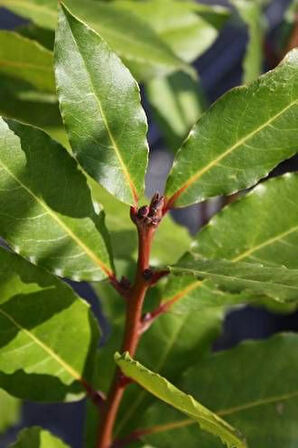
[{"x1": 130, "y1": 193, "x2": 164, "y2": 228}]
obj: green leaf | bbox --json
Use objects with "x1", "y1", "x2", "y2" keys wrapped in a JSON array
[
  {"x1": 0, "y1": 389, "x2": 20, "y2": 433},
  {"x1": 140, "y1": 334, "x2": 298, "y2": 447},
  {"x1": 146, "y1": 72, "x2": 206, "y2": 152},
  {"x1": 0, "y1": 73, "x2": 66, "y2": 145},
  {"x1": 0, "y1": 246, "x2": 99, "y2": 402},
  {"x1": 17, "y1": 24, "x2": 55, "y2": 51},
  {"x1": 114, "y1": 305, "x2": 226, "y2": 437},
  {"x1": 171, "y1": 252, "x2": 298, "y2": 304},
  {"x1": 114, "y1": 0, "x2": 229, "y2": 63},
  {"x1": 232, "y1": 0, "x2": 266, "y2": 83},
  {"x1": 165, "y1": 49, "x2": 298, "y2": 207},
  {"x1": 193, "y1": 173, "x2": 298, "y2": 268},
  {"x1": 115, "y1": 352, "x2": 246, "y2": 448},
  {"x1": 10, "y1": 426, "x2": 69, "y2": 448},
  {"x1": 0, "y1": 0, "x2": 193, "y2": 80},
  {"x1": 89, "y1": 263, "x2": 224, "y2": 442},
  {"x1": 0, "y1": 31, "x2": 55, "y2": 92},
  {"x1": 55, "y1": 4, "x2": 149, "y2": 206},
  {"x1": 0, "y1": 117, "x2": 113, "y2": 281},
  {"x1": 0, "y1": 1, "x2": 58, "y2": 29},
  {"x1": 65, "y1": 0, "x2": 192, "y2": 80}
]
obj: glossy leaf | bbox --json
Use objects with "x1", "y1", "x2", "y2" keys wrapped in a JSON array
[
  {"x1": 0, "y1": 246, "x2": 99, "y2": 401},
  {"x1": 165, "y1": 49, "x2": 298, "y2": 207},
  {"x1": 0, "y1": 389, "x2": 20, "y2": 433},
  {"x1": 115, "y1": 352, "x2": 246, "y2": 448},
  {"x1": 0, "y1": 31, "x2": 54, "y2": 92},
  {"x1": 140, "y1": 334, "x2": 298, "y2": 447},
  {"x1": 0, "y1": 118, "x2": 113, "y2": 281},
  {"x1": 115, "y1": 0, "x2": 229, "y2": 63},
  {"x1": 55, "y1": 4, "x2": 149, "y2": 205},
  {"x1": 146, "y1": 72, "x2": 205, "y2": 152},
  {"x1": 193, "y1": 174, "x2": 298, "y2": 268},
  {"x1": 171, "y1": 253, "x2": 298, "y2": 304},
  {"x1": 232, "y1": 0, "x2": 266, "y2": 83},
  {"x1": 10, "y1": 427, "x2": 69, "y2": 448}
]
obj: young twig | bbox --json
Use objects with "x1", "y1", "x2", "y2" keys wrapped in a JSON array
[{"x1": 96, "y1": 193, "x2": 165, "y2": 448}]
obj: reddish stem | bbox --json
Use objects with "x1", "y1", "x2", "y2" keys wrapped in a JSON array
[{"x1": 96, "y1": 194, "x2": 164, "y2": 448}]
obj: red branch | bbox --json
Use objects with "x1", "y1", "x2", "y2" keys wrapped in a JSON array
[{"x1": 96, "y1": 193, "x2": 165, "y2": 448}]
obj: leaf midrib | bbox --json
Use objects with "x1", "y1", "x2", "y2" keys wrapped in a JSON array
[
  {"x1": 173, "y1": 265, "x2": 298, "y2": 293},
  {"x1": 142, "y1": 389, "x2": 298, "y2": 437},
  {"x1": 0, "y1": 306, "x2": 81, "y2": 381},
  {"x1": 169, "y1": 99, "x2": 298, "y2": 201},
  {"x1": 0, "y1": 156, "x2": 111, "y2": 276},
  {"x1": 232, "y1": 225, "x2": 298, "y2": 261},
  {"x1": 65, "y1": 10, "x2": 139, "y2": 205}
]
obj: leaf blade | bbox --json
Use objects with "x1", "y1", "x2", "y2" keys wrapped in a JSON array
[
  {"x1": 55, "y1": 3, "x2": 149, "y2": 205},
  {"x1": 165, "y1": 49, "x2": 298, "y2": 207},
  {"x1": 194, "y1": 173, "x2": 298, "y2": 268},
  {"x1": 139, "y1": 334, "x2": 298, "y2": 447},
  {"x1": 0, "y1": 31, "x2": 55, "y2": 92},
  {"x1": 171, "y1": 253, "x2": 298, "y2": 304},
  {"x1": 10, "y1": 426, "x2": 70, "y2": 448},
  {"x1": 0, "y1": 117, "x2": 113, "y2": 281},
  {"x1": 0, "y1": 246, "x2": 99, "y2": 401},
  {"x1": 115, "y1": 352, "x2": 246, "y2": 448}
]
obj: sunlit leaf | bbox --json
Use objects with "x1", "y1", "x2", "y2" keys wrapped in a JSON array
[
  {"x1": 165, "y1": 49, "x2": 298, "y2": 207},
  {"x1": 0, "y1": 118, "x2": 113, "y2": 281},
  {"x1": 0, "y1": 246, "x2": 99, "y2": 401},
  {"x1": 115, "y1": 352, "x2": 246, "y2": 448},
  {"x1": 55, "y1": 4, "x2": 149, "y2": 205}
]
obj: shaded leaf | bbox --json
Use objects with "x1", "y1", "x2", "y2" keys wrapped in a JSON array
[
  {"x1": 0, "y1": 118, "x2": 113, "y2": 281},
  {"x1": 55, "y1": 4, "x2": 149, "y2": 205},
  {"x1": 146, "y1": 72, "x2": 205, "y2": 152},
  {"x1": 0, "y1": 246, "x2": 99, "y2": 401},
  {"x1": 1, "y1": 0, "x2": 193, "y2": 79},
  {"x1": 10, "y1": 426, "x2": 69, "y2": 448},
  {"x1": 165, "y1": 49, "x2": 298, "y2": 207},
  {"x1": 0, "y1": 0, "x2": 58, "y2": 29},
  {"x1": 17, "y1": 24, "x2": 55, "y2": 51},
  {"x1": 115, "y1": 352, "x2": 246, "y2": 448},
  {"x1": 140, "y1": 334, "x2": 298, "y2": 447},
  {"x1": 0, "y1": 73, "x2": 66, "y2": 145},
  {"x1": 193, "y1": 173, "x2": 298, "y2": 268},
  {"x1": 0, "y1": 389, "x2": 20, "y2": 433},
  {"x1": 171, "y1": 252, "x2": 298, "y2": 304},
  {"x1": 64, "y1": 0, "x2": 193, "y2": 80},
  {"x1": 115, "y1": 0, "x2": 229, "y2": 63},
  {"x1": 232, "y1": 0, "x2": 266, "y2": 83},
  {"x1": 0, "y1": 31, "x2": 55, "y2": 92}
]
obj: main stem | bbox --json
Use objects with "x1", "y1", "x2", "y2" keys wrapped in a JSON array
[{"x1": 96, "y1": 195, "x2": 163, "y2": 448}]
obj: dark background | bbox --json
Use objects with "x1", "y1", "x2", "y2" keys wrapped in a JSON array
[{"x1": 0, "y1": 0, "x2": 297, "y2": 446}]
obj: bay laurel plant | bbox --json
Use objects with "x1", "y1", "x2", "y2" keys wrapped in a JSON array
[{"x1": 0, "y1": 1, "x2": 298, "y2": 448}]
